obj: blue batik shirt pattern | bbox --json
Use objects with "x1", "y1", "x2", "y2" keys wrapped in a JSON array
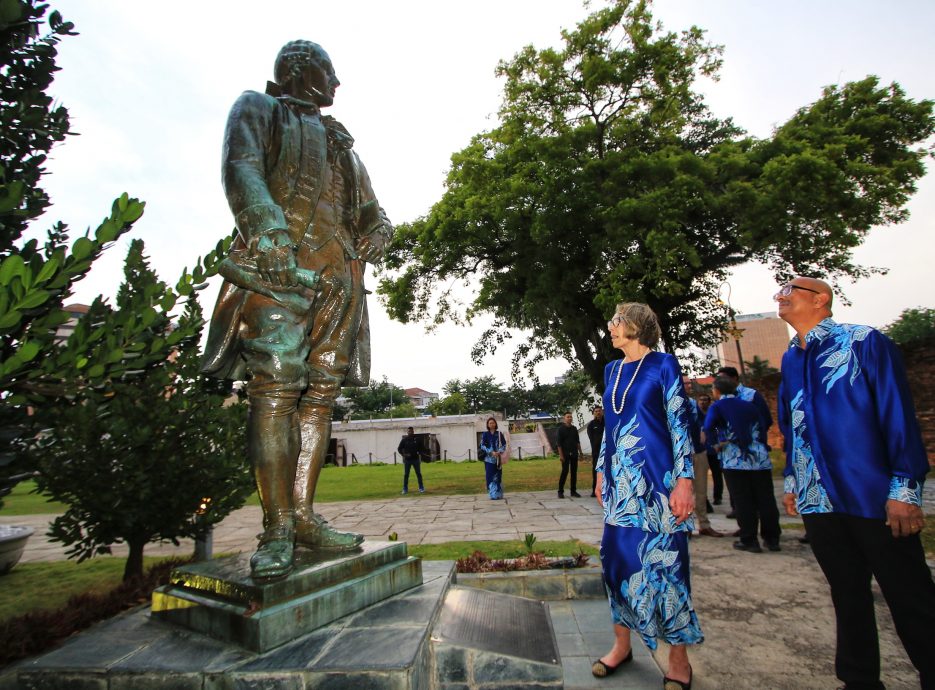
[
  {"x1": 597, "y1": 352, "x2": 695, "y2": 533},
  {"x1": 779, "y1": 318, "x2": 928, "y2": 519},
  {"x1": 702, "y1": 395, "x2": 771, "y2": 471},
  {"x1": 781, "y1": 390, "x2": 833, "y2": 513},
  {"x1": 736, "y1": 384, "x2": 756, "y2": 403}
]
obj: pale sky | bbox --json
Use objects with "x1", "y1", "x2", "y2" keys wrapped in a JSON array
[{"x1": 36, "y1": 0, "x2": 935, "y2": 392}]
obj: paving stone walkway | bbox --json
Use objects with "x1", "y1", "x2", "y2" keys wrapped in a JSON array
[
  {"x1": 2, "y1": 489, "x2": 611, "y2": 564},
  {"x1": 4, "y1": 480, "x2": 932, "y2": 565}
]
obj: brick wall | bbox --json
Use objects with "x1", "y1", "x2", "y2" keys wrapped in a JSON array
[{"x1": 752, "y1": 337, "x2": 935, "y2": 465}]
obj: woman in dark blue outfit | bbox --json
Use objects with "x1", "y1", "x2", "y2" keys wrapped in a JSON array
[
  {"x1": 479, "y1": 417, "x2": 507, "y2": 499},
  {"x1": 593, "y1": 303, "x2": 702, "y2": 690}
]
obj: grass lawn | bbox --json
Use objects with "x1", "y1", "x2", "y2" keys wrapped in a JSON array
[
  {"x1": 0, "y1": 480, "x2": 67, "y2": 515},
  {"x1": 408, "y1": 539, "x2": 599, "y2": 561},
  {"x1": 247, "y1": 456, "x2": 577, "y2": 506},
  {"x1": 0, "y1": 556, "x2": 172, "y2": 623},
  {"x1": 1, "y1": 457, "x2": 579, "y2": 516}
]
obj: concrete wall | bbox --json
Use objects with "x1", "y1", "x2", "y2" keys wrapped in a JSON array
[{"x1": 331, "y1": 414, "x2": 500, "y2": 464}]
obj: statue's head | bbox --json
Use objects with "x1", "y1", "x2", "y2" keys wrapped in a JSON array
[{"x1": 274, "y1": 40, "x2": 339, "y2": 108}]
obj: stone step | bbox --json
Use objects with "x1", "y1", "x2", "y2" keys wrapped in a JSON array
[{"x1": 152, "y1": 541, "x2": 422, "y2": 653}]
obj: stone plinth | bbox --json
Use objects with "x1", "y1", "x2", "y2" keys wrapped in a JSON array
[{"x1": 152, "y1": 541, "x2": 422, "y2": 652}]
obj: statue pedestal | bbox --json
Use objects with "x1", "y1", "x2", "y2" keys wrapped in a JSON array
[{"x1": 151, "y1": 540, "x2": 421, "y2": 652}]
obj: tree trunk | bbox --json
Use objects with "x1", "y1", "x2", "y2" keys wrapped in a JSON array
[{"x1": 123, "y1": 538, "x2": 146, "y2": 582}]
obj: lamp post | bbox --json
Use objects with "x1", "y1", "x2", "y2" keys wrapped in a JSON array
[{"x1": 717, "y1": 281, "x2": 746, "y2": 379}]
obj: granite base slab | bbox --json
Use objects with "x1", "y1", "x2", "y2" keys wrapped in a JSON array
[
  {"x1": 7, "y1": 560, "x2": 456, "y2": 690},
  {"x1": 152, "y1": 541, "x2": 423, "y2": 652}
]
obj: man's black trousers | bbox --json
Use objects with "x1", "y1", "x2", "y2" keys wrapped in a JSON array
[
  {"x1": 558, "y1": 454, "x2": 578, "y2": 494},
  {"x1": 803, "y1": 512, "x2": 935, "y2": 690},
  {"x1": 722, "y1": 468, "x2": 780, "y2": 546}
]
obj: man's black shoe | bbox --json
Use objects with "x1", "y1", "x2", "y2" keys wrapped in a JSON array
[
  {"x1": 571, "y1": 492, "x2": 582, "y2": 498},
  {"x1": 725, "y1": 510, "x2": 737, "y2": 519},
  {"x1": 558, "y1": 492, "x2": 565, "y2": 498},
  {"x1": 766, "y1": 542, "x2": 781, "y2": 552},
  {"x1": 733, "y1": 540, "x2": 762, "y2": 553},
  {"x1": 590, "y1": 491, "x2": 596, "y2": 497}
]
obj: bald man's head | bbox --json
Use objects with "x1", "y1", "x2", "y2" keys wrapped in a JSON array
[
  {"x1": 793, "y1": 276, "x2": 833, "y2": 310},
  {"x1": 775, "y1": 275, "x2": 833, "y2": 331}
]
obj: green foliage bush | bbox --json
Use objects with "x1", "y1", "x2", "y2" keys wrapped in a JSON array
[
  {"x1": 31, "y1": 241, "x2": 254, "y2": 581},
  {"x1": 884, "y1": 307, "x2": 935, "y2": 345}
]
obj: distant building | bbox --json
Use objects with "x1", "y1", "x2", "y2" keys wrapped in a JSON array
[
  {"x1": 55, "y1": 303, "x2": 90, "y2": 342},
  {"x1": 716, "y1": 311, "x2": 791, "y2": 372},
  {"x1": 404, "y1": 387, "x2": 439, "y2": 412},
  {"x1": 331, "y1": 413, "x2": 498, "y2": 465}
]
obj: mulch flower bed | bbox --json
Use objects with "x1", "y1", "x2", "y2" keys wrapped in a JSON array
[{"x1": 455, "y1": 550, "x2": 590, "y2": 573}]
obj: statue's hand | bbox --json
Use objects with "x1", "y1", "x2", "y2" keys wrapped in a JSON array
[
  {"x1": 355, "y1": 233, "x2": 384, "y2": 263},
  {"x1": 254, "y1": 229, "x2": 297, "y2": 288}
]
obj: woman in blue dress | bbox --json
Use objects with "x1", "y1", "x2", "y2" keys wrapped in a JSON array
[
  {"x1": 592, "y1": 303, "x2": 702, "y2": 690},
  {"x1": 479, "y1": 417, "x2": 507, "y2": 499}
]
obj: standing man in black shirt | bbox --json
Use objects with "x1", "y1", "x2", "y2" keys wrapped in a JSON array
[
  {"x1": 397, "y1": 427, "x2": 425, "y2": 495},
  {"x1": 557, "y1": 412, "x2": 582, "y2": 498},
  {"x1": 586, "y1": 406, "x2": 605, "y2": 497}
]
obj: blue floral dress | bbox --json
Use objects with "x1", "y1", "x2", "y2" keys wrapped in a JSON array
[
  {"x1": 596, "y1": 351, "x2": 704, "y2": 650},
  {"x1": 480, "y1": 430, "x2": 507, "y2": 499}
]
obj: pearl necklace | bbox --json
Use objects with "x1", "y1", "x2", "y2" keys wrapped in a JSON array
[{"x1": 610, "y1": 351, "x2": 648, "y2": 415}]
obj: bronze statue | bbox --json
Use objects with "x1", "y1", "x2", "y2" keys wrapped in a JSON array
[{"x1": 201, "y1": 40, "x2": 393, "y2": 579}]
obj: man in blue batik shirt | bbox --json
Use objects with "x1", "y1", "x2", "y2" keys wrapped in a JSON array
[
  {"x1": 703, "y1": 377, "x2": 780, "y2": 552},
  {"x1": 776, "y1": 276, "x2": 933, "y2": 690},
  {"x1": 717, "y1": 366, "x2": 773, "y2": 434}
]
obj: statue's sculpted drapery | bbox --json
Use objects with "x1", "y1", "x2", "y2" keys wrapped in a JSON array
[{"x1": 201, "y1": 40, "x2": 393, "y2": 579}]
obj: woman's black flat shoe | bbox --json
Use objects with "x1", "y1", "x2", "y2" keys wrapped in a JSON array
[
  {"x1": 663, "y1": 666, "x2": 692, "y2": 690},
  {"x1": 591, "y1": 649, "x2": 633, "y2": 677}
]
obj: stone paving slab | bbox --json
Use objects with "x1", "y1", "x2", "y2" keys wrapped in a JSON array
[{"x1": 549, "y1": 599, "x2": 662, "y2": 690}]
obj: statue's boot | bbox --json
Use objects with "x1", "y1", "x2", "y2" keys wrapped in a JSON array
[
  {"x1": 294, "y1": 401, "x2": 363, "y2": 550},
  {"x1": 248, "y1": 395, "x2": 300, "y2": 579}
]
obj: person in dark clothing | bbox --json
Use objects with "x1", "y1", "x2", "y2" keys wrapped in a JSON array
[
  {"x1": 586, "y1": 406, "x2": 605, "y2": 497},
  {"x1": 697, "y1": 394, "x2": 723, "y2": 505},
  {"x1": 557, "y1": 412, "x2": 582, "y2": 498},
  {"x1": 397, "y1": 426, "x2": 424, "y2": 494}
]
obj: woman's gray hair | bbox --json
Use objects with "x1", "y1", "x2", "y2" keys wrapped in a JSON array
[{"x1": 612, "y1": 302, "x2": 661, "y2": 348}]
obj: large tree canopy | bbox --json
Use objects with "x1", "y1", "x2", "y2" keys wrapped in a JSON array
[{"x1": 378, "y1": 0, "x2": 934, "y2": 389}]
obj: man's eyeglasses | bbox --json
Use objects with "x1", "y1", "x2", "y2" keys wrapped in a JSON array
[
  {"x1": 773, "y1": 284, "x2": 820, "y2": 300},
  {"x1": 607, "y1": 314, "x2": 625, "y2": 330}
]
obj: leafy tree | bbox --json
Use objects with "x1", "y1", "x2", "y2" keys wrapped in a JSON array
[
  {"x1": 343, "y1": 378, "x2": 409, "y2": 416},
  {"x1": 883, "y1": 307, "x2": 935, "y2": 345},
  {"x1": 378, "y1": 0, "x2": 934, "y2": 391},
  {"x1": 526, "y1": 369, "x2": 596, "y2": 418},
  {"x1": 744, "y1": 355, "x2": 779, "y2": 380},
  {"x1": 443, "y1": 376, "x2": 506, "y2": 412},
  {"x1": 427, "y1": 392, "x2": 468, "y2": 416},
  {"x1": 31, "y1": 241, "x2": 253, "y2": 581},
  {"x1": 0, "y1": 1, "x2": 232, "y2": 505}
]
